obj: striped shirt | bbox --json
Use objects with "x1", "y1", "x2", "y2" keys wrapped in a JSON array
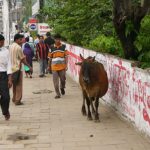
[
  {"x1": 48, "y1": 44, "x2": 69, "y2": 71},
  {"x1": 36, "y1": 42, "x2": 49, "y2": 60},
  {"x1": 9, "y1": 42, "x2": 25, "y2": 73}
]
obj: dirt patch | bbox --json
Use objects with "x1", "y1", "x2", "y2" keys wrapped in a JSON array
[
  {"x1": 7, "y1": 133, "x2": 37, "y2": 142},
  {"x1": 33, "y1": 89, "x2": 53, "y2": 94}
]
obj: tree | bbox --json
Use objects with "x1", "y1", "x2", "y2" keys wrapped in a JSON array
[
  {"x1": 41, "y1": 0, "x2": 112, "y2": 46},
  {"x1": 18, "y1": 0, "x2": 32, "y2": 29},
  {"x1": 22, "y1": 0, "x2": 32, "y2": 19},
  {"x1": 113, "y1": 0, "x2": 150, "y2": 59},
  {"x1": 41, "y1": 0, "x2": 150, "y2": 64}
]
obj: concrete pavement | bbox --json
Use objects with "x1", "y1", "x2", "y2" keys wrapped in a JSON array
[{"x1": 0, "y1": 62, "x2": 150, "y2": 150}]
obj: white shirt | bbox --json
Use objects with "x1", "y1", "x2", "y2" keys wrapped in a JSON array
[
  {"x1": 29, "y1": 37, "x2": 33, "y2": 43},
  {"x1": 24, "y1": 32, "x2": 30, "y2": 38},
  {"x1": 0, "y1": 47, "x2": 12, "y2": 74},
  {"x1": 34, "y1": 38, "x2": 39, "y2": 46}
]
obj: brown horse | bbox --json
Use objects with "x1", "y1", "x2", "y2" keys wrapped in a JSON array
[{"x1": 76, "y1": 54, "x2": 108, "y2": 121}]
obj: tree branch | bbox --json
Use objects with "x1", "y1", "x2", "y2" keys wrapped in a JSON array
[
  {"x1": 142, "y1": 0, "x2": 150, "y2": 10},
  {"x1": 140, "y1": 0, "x2": 150, "y2": 16},
  {"x1": 122, "y1": 0, "x2": 132, "y2": 15}
]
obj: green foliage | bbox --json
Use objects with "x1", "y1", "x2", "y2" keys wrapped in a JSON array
[
  {"x1": 30, "y1": 31, "x2": 38, "y2": 39},
  {"x1": 40, "y1": 0, "x2": 150, "y2": 69},
  {"x1": 41, "y1": 0, "x2": 112, "y2": 46},
  {"x1": 21, "y1": 0, "x2": 32, "y2": 28},
  {"x1": 89, "y1": 34, "x2": 124, "y2": 56},
  {"x1": 134, "y1": 15, "x2": 150, "y2": 68}
]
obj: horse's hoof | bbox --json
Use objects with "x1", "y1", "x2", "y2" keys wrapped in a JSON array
[
  {"x1": 87, "y1": 116, "x2": 93, "y2": 120},
  {"x1": 82, "y1": 112, "x2": 87, "y2": 116},
  {"x1": 94, "y1": 119, "x2": 100, "y2": 123},
  {"x1": 81, "y1": 107, "x2": 87, "y2": 116}
]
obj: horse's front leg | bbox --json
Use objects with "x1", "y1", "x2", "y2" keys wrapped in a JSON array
[
  {"x1": 81, "y1": 90, "x2": 87, "y2": 116},
  {"x1": 94, "y1": 97, "x2": 100, "y2": 122},
  {"x1": 89, "y1": 97, "x2": 96, "y2": 116}
]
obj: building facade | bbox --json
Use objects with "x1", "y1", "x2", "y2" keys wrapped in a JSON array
[
  {"x1": 9, "y1": 0, "x2": 24, "y2": 43},
  {"x1": 0, "y1": 0, "x2": 9, "y2": 46},
  {"x1": 0, "y1": 1, "x2": 3, "y2": 34}
]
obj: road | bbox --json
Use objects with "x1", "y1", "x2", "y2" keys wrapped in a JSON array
[{"x1": 0, "y1": 62, "x2": 150, "y2": 150}]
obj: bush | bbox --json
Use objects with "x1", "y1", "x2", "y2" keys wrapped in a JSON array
[
  {"x1": 88, "y1": 34, "x2": 124, "y2": 57},
  {"x1": 134, "y1": 15, "x2": 150, "y2": 68}
]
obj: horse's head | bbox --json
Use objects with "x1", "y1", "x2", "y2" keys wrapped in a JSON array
[{"x1": 76, "y1": 54, "x2": 95, "y2": 84}]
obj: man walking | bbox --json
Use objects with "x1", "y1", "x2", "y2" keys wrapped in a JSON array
[
  {"x1": 10, "y1": 34, "x2": 32, "y2": 105},
  {"x1": 36, "y1": 35, "x2": 49, "y2": 77},
  {"x1": 44, "y1": 32, "x2": 55, "y2": 47},
  {"x1": 0, "y1": 34, "x2": 12, "y2": 120},
  {"x1": 48, "y1": 34, "x2": 69, "y2": 99},
  {"x1": 44, "y1": 32, "x2": 55, "y2": 74},
  {"x1": 34, "y1": 34, "x2": 40, "y2": 46}
]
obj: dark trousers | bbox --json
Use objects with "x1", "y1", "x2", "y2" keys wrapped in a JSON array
[
  {"x1": 0, "y1": 72, "x2": 10, "y2": 115},
  {"x1": 52, "y1": 70, "x2": 66, "y2": 96},
  {"x1": 39, "y1": 59, "x2": 47, "y2": 75}
]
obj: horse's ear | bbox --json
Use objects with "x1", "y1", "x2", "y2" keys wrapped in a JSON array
[
  {"x1": 80, "y1": 54, "x2": 84, "y2": 60},
  {"x1": 92, "y1": 56, "x2": 95, "y2": 62}
]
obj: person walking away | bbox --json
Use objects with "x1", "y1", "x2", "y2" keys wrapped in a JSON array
[
  {"x1": 34, "y1": 34, "x2": 40, "y2": 46},
  {"x1": 44, "y1": 32, "x2": 55, "y2": 74},
  {"x1": 28, "y1": 35, "x2": 35, "y2": 54},
  {"x1": 29, "y1": 35, "x2": 34, "y2": 43},
  {"x1": 9, "y1": 34, "x2": 33, "y2": 105},
  {"x1": 48, "y1": 34, "x2": 69, "y2": 99},
  {"x1": 0, "y1": 34, "x2": 12, "y2": 120},
  {"x1": 23, "y1": 37, "x2": 34, "y2": 78},
  {"x1": 34, "y1": 34, "x2": 40, "y2": 60},
  {"x1": 36, "y1": 35, "x2": 49, "y2": 77}
]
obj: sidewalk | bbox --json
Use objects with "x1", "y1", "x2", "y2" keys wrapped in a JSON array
[{"x1": 0, "y1": 62, "x2": 150, "y2": 150}]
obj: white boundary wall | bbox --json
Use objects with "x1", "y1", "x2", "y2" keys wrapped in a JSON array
[{"x1": 66, "y1": 43, "x2": 150, "y2": 137}]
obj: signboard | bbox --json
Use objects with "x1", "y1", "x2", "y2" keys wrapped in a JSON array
[
  {"x1": 28, "y1": 18, "x2": 38, "y2": 31},
  {"x1": 29, "y1": 23, "x2": 37, "y2": 31},
  {"x1": 29, "y1": 18, "x2": 38, "y2": 23},
  {"x1": 38, "y1": 23, "x2": 52, "y2": 35}
]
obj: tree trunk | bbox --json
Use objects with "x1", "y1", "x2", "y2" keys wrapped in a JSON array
[
  {"x1": 113, "y1": 16, "x2": 141, "y2": 59},
  {"x1": 113, "y1": 0, "x2": 150, "y2": 60}
]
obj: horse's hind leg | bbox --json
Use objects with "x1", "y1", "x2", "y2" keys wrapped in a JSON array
[
  {"x1": 91, "y1": 97, "x2": 95, "y2": 115},
  {"x1": 82, "y1": 99, "x2": 86, "y2": 116},
  {"x1": 95, "y1": 97, "x2": 100, "y2": 122},
  {"x1": 86, "y1": 98, "x2": 92, "y2": 120},
  {"x1": 81, "y1": 91, "x2": 87, "y2": 116}
]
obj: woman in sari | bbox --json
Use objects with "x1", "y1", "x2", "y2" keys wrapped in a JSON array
[{"x1": 23, "y1": 37, "x2": 34, "y2": 78}]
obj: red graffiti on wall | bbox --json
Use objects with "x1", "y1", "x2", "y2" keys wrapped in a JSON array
[
  {"x1": 68, "y1": 51, "x2": 81, "y2": 77},
  {"x1": 107, "y1": 58, "x2": 130, "y2": 103},
  {"x1": 106, "y1": 57, "x2": 150, "y2": 125}
]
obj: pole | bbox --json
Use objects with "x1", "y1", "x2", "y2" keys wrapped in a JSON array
[{"x1": 8, "y1": 0, "x2": 11, "y2": 44}]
